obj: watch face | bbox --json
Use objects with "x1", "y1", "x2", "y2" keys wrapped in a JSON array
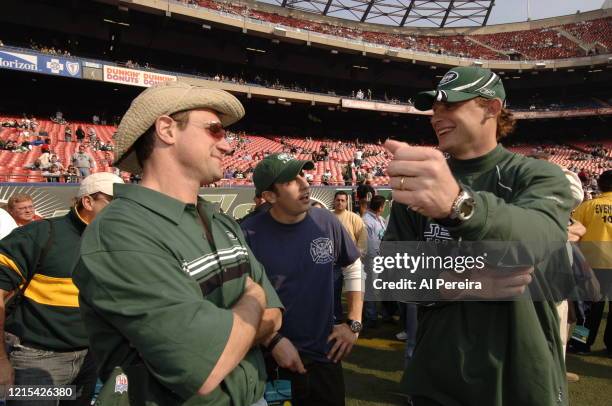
[
  {"x1": 458, "y1": 197, "x2": 475, "y2": 220},
  {"x1": 350, "y1": 320, "x2": 363, "y2": 333}
]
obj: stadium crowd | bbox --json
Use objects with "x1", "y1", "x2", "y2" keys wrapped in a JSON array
[
  {"x1": 189, "y1": 0, "x2": 610, "y2": 60},
  {"x1": 12, "y1": 2, "x2": 601, "y2": 66},
  {"x1": 0, "y1": 70, "x2": 610, "y2": 406},
  {"x1": 0, "y1": 112, "x2": 610, "y2": 189},
  {"x1": 0, "y1": 0, "x2": 609, "y2": 403}
]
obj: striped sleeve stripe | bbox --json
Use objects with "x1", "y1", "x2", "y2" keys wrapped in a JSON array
[
  {"x1": 187, "y1": 246, "x2": 248, "y2": 269},
  {"x1": 189, "y1": 248, "x2": 249, "y2": 277},
  {"x1": 0, "y1": 254, "x2": 25, "y2": 282}
]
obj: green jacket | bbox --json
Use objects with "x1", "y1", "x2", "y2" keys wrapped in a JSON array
[
  {"x1": 73, "y1": 184, "x2": 283, "y2": 406},
  {"x1": 385, "y1": 145, "x2": 572, "y2": 406},
  {"x1": 0, "y1": 209, "x2": 89, "y2": 350}
]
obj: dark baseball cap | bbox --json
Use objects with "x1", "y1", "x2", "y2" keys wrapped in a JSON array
[
  {"x1": 414, "y1": 66, "x2": 506, "y2": 111},
  {"x1": 253, "y1": 153, "x2": 315, "y2": 194}
]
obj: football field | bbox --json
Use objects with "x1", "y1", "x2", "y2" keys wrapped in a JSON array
[{"x1": 344, "y1": 306, "x2": 612, "y2": 406}]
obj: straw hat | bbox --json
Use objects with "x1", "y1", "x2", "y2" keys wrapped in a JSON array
[{"x1": 114, "y1": 81, "x2": 245, "y2": 173}]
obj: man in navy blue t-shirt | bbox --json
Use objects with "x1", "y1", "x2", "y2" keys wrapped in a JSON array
[{"x1": 241, "y1": 153, "x2": 364, "y2": 406}]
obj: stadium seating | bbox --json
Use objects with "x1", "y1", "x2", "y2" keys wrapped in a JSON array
[
  {"x1": 472, "y1": 29, "x2": 583, "y2": 59},
  {"x1": 0, "y1": 116, "x2": 609, "y2": 186},
  {"x1": 194, "y1": 0, "x2": 610, "y2": 60},
  {"x1": 564, "y1": 19, "x2": 612, "y2": 49},
  {"x1": 0, "y1": 117, "x2": 123, "y2": 182}
]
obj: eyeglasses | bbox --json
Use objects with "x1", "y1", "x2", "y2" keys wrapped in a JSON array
[{"x1": 186, "y1": 121, "x2": 225, "y2": 137}]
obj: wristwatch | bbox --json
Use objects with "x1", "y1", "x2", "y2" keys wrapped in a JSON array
[
  {"x1": 438, "y1": 189, "x2": 475, "y2": 226},
  {"x1": 346, "y1": 319, "x2": 363, "y2": 334}
]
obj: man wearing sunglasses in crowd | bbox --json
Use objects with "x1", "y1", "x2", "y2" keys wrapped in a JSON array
[
  {"x1": 0, "y1": 172, "x2": 124, "y2": 405},
  {"x1": 72, "y1": 81, "x2": 283, "y2": 405}
]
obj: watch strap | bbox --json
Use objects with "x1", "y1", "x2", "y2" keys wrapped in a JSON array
[
  {"x1": 436, "y1": 188, "x2": 466, "y2": 227},
  {"x1": 266, "y1": 333, "x2": 284, "y2": 352},
  {"x1": 346, "y1": 319, "x2": 362, "y2": 333}
]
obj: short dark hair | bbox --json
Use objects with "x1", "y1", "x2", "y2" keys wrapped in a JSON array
[
  {"x1": 598, "y1": 170, "x2": 612, "y2": 192},
  {"x1": 134, "y1": 110, "x2": 191, "y2": 168},
  {"x1": 369, "y1": 195, "x2": 386, "y2": 212},
  {"x1": 334, "y1": 191, "x2": 348, "y2": 199},
  {"x1": 264, "y1": 183, "x2": 278, "y2": 194}
]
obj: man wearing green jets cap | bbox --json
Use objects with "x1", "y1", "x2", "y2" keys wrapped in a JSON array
[
  {"x1": 384, "y1": 66, "x2": 573, "y2": 406},
  {"x1": 241, "y1": 153, "x2": 364, "y2": 406},
  {"x1": 413, "y1": 66, "x2": 506, "y2": 111}
]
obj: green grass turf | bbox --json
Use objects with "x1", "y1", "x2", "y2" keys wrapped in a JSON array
[
  {"x1": 343, "y1": 306, "x2": 611, "y2": 406},
  {"x1": 565, "y1": 304, "x2": 612, "y2": 406}
]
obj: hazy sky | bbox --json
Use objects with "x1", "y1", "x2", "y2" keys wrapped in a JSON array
[
  {"x1": 258, "y1": 0, "x2": 607, "y2": 27},
  {"x1": 487, "y1": 0, "x2": 604, "y2": 24}
]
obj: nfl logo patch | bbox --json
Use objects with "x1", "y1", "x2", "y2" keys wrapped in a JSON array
[
  {"x1": 66, "y1": 61, "x2": 80, "y2": 76},
  {"x1": 114, "y1": 373, "x2": 128, "y2": 394}
]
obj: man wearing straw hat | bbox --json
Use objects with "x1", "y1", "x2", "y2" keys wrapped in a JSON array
[{"x1": 73, "y1": 81, "x2": 283, "y2": 405}]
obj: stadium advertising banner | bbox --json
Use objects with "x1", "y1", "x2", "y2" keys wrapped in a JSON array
[
  {"x1": 0, "y1": 50, "x2": 82, "y2": 78},
  {"x1": 103, "y1": 65, "x2": 177, "y2": 88},
  {"x1": 83, "y1": 61, "x2": 103, "y2": 69},
  {"x1": 341, "y1": 99, "x2": 430, "y2": 116},
  {"x1": 38, "y1": 55, "x2": 82, "y2": 78},
  {"x1": 513, "y1": 108, "x2": 612, "y2": 119},
  {"x1": 83, "y1": 66, "x2": 104, "y2": 81},
  {"x1": 0, "y1": 50, "x2": 38, "y2": 73},
  {"x1": 0, "y1": 185, "x2": 391, "y2": 219}
]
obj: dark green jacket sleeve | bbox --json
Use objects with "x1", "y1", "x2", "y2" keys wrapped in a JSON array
[{"x1": 447, "y1": 160, "x2": 572, "y2": 261}]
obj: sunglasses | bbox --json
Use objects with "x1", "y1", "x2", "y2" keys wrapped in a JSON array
[{"x1": 186, "y1": 121, "x2": 225, "y2": 137}]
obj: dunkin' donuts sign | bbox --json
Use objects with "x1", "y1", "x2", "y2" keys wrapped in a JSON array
[{"x1": 103, "y1": 65, "x2": 176, "y2": 87}]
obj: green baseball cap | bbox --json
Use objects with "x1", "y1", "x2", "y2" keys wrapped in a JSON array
[
  {"x1": 253, "y1": 153, "x2": 315, "y2": 194},
  {"x1": 414, "y1": 66, "x2": 506, "y2": 111}
]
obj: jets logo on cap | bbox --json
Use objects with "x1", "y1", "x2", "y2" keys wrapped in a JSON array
[
  {"x1": 439, "y1": 71, "x2": 459, "y2": 87},
  {"x1": 479, "y1": 88, "x2": 496, "y2": 97}
]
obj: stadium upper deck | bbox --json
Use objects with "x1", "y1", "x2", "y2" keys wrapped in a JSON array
[{"x1": 188, "y1": 0, "x2": 611, "y2": 61}]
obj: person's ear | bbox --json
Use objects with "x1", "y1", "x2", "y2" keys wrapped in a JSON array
[
  {"x1": 486, "y1": 98, "x2": 503, "y2": 118},
  {"x1": 155, "y1": 116, "x2": 178, "y2": 146},
  {"x1": 262, "y1": 190, "x2": 276, "y2": 204},
  {"x1": 81, "y1": 196, "x2": 94, "y2": 211}
]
